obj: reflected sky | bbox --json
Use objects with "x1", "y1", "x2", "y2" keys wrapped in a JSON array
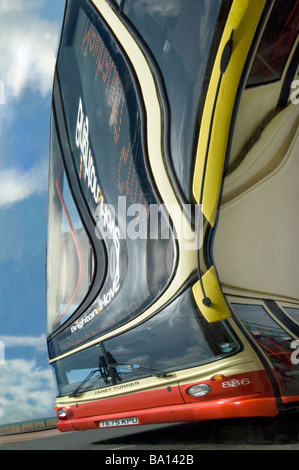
[{"x1": 0, "y1": 0, "x2": 65, "y2": 426}]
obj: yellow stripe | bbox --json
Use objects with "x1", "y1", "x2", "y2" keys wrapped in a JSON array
[
  {"x1": 192, "y1": 267, "x2": 231, "y2": 323},
  {"x1": 192, "y1": 0, "x2": 269, "y2": 322},
  {"x1": 192, "y1": 0, "x2": 267, "y2": 227}
]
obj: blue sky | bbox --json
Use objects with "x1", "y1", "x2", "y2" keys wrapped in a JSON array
[{"x1": 0, "y1": 0, "x2": 65, "y2": 425}]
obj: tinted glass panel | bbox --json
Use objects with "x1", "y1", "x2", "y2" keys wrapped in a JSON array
[
  {"x1": 124, "y1": 0, "x2": 225, "y2": 201},
  {"x1": 284, "y1": 307, "x2": 299, "y2": 324},
  {"x1": 52, "y1": 288, "x2": 239, "y2": 396},
  {"x1": 49, "y1": 0, "x2": 177, "y2": 356},
  {"x1": 247, "y1": 0, "x2": 299, "y2": 86},
  {"x1": 104, "y1": 288, "x2": 239, "y2": 373},
  {"x1": 232, "y1": 303, "x2": 299, "y2": 398},
  {"x1": 47, "y1": 116, "x2": 93, "y2": 334}
]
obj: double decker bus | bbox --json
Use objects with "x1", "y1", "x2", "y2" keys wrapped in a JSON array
[{"x1": 47, "y1": 0, "x2": 299, "y2": 432}]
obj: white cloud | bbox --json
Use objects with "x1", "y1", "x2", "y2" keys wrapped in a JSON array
[
  {"x1": 0, "y1": 1, "x2": 59, "y2": 102},
  {"x1": 0, "y1": 334, "x2": 56, "y2": 424},
  {"x1": 0, "y1": 334, "x2": 56, "y2": 425},
  {"x1": 0, "y1": 1, "x2": 60, "y2": 205},
  {"x1": 0, "y1": 358, "x2": 56, "y2": 425},
  {"x1": 0, "y1": 334, "x2": 47, "y2": 352},
  {"x1": 0, "y1": 159, "x2": 48, "y2": 207},
  {"x1": 135, "y1": 0, "x2": 181, "y2": 17},
  {"x1": 0, "y1": 0, "x2": 43, "y2": 12}
]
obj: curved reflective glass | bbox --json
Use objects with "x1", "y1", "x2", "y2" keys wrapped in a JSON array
[
  {"x1": 247, "y1": 0, "x2": 299, "y2": 86},
  {"x1": 124, "y1": 0, "x2": 226, "y2": 201},
  {"x1": 47, "y1": 116, "x2": 94, "y2": 334},
  {"x1": 48, "y1": 0, "x2": 177, "y2": 357},
  {"x1": 232, "y1": 303, "x2": 299, "y2": 398},
  {"x1": 51, "y1": 288, "x2": 240, "y2": 397},
  {"x1": 283, "y1": 307, "x2": 299, "y2": 325}
]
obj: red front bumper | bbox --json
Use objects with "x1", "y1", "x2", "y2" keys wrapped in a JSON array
[{"x1": 57, "y1": 394, "x2": 278, "y2": 432}]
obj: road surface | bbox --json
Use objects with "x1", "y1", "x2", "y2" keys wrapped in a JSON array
[{"x1": 0, "y1": 413, "x2": 298, "y2": 451}]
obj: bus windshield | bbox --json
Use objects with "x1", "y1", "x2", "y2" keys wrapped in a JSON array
[{"x1": 52, "y1": 288, "x2": 239, "y2": 397}]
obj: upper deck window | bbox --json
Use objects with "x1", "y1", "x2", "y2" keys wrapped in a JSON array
[
  {"x1": 47, "y1": 116, "x2": 94, "y2": 334},
  {"x1": 48, "y1": 0, "x2": 177, "y2": 354},
  {"x1": 123, "y1": 0, "x2": 226, "y2": 201}
]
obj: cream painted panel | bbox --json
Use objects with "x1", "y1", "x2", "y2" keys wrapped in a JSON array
[
  {"x1": 214, "y1": 108, "x2": 299, "y2": 301},
  {"x1": 229, "y1": 81, "x2": 282, "y2": 166},
  {"x1": 223, "y1": 104, "x2": 299, "y2": 203},
  {"x1": 229, "y1": 36, "x2": 299, "y2": 167}
]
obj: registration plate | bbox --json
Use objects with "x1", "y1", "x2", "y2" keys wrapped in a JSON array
[{"x1": 99, "y1": 417, "x2": 139, "y2": 428}]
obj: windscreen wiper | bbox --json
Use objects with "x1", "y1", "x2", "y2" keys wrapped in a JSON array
[
  {"x1": 110, "y1": 362, "x2": 174, "y2": 379},
  {"x1": 69, "y1": 369, "x2": 100, "y2": 398},
  {"x1": 69, "y1": 360, "x2": 174, "y2": 397},
  {"x1": 69, "y1": 356, "x2": 111, "y2": 397}
]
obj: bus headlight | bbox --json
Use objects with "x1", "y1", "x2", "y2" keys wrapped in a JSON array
[
  {"x1": 186, "y1": 384, "x2": 212, "y2": 397},
  {"x1": 57, "y1": 408, "x2": 67, "y2": 419}
]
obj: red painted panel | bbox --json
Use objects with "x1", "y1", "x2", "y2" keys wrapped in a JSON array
[
  {"x1": 56, "y1": 396, "x2": 278, "y2": 432},
  {"x1": 181, "y1": 370, "x2": 273, "y2": 403},
  {"x1": 55, "y1": 369, "x2": 280, "y2": 432},
  {"x1": 70, "y1": 384, "x2": 184, "y2": 420}
]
